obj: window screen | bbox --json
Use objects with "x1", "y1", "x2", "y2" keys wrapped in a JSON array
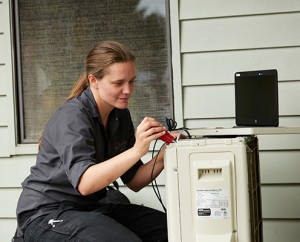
[{"x1": 14, "y1": 0, "x2": 173, "y2": 143}]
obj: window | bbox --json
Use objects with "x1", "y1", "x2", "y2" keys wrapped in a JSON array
[{"x1": 14, "y1": 0, "x2": 173, "y2": 143}]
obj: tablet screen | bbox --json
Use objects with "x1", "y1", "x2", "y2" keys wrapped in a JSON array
[{"x1": 235, "y1": 69, "x2": 278, "y2": 127}]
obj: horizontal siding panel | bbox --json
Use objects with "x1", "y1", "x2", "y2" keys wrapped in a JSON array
[
  {"x1": 15, "y1": 144, "x2": 39, "y2": 155},
  {"x1": 263, "y1": 220, "x2": 300, "y2": 242},
  {"x1": 0, "y1": 17, "x2": 10, "y2": 65},
  {"x1": 0, "y1": 34, "x2": 6, "y2": 64},
  {"x1": 183, "y1": 85, "x2": 234, "y2": 119},
  {"x1": 0, "y1": 1, "x2": 6, "y2": 31},
  {"x1": 0, "y1": 0, "x2": 15, "y2": 156},
  {"x1": 182, "y1": 47, "x2": 300, "y2": 86},
  {"x1": 183, "y1": 82, "x2": 300, "y2": 119},
  {"x1": 181, "y1": 12, "x2": 300, "y2": 53},
  {"x1": 258, "y1": 134, "x2": 300, "y2": 150},
  {"x1": 0, "y1": 65, "x2": 8, "y2": 95},
  {"x1": 261, "y1": 185, "x2": 300, "y2": 218},
  {"x1": 0, "y1": 156, "x2": 36, "y2": 187},
  {"x1": 0, "y1": 219, "x2": 17, "y2": 242},
  {"x1": 185, "y1": 118, "x2": 236, "y2": 129},
  {"x1": 0, "y1": 96, "x2": 7, "y2": 125},
  {"x1": 0, "y1": 0, "x2": 9, "y2": 32},
  {"x1": 279, "y1": 81, "x2": 300, "y2": 116},
  {"x1": 0, "y1": 188, "x2": 21, "y2": 218},
  {"x1": 279, "y1": 116, "x2": 300, "y2": 127},
  {"x1": 260, "y1": 151, "x2": 300, "y2": 184},
  {"x1": 180, "y1": 0, "x2": 300, "y2": 20},
  {"x1": 185, "y1": 116, "x2": 300, "y2": 130},
  {"x1": 0, "y1": 0, "x2": 11, "y2": 66},
  {"x1": 0, "y1": 127, "x2": 10, "y2": 157}
]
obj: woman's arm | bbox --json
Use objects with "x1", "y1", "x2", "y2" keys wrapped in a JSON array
[
  {"x1": 126, "y1": 131, "x2": 182, "y2": 192},
  {"x1": 126, "y1": 144, "x2": 166, "y2": 192},
  {"x1": 77, "y1": 117, "x2": 166, "y2": 196}
]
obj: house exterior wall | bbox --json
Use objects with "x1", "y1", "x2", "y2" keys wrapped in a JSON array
[
  {"x1": 0, "y1": 0, "x2": 300, "y2": 241},
  {"x1": 169, "y1": 1, "x2": 300, "y2": 242}
]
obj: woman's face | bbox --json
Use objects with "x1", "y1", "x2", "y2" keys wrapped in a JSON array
[{"x1": 93, "y1": 61, "x2": 136, "y2": 111}]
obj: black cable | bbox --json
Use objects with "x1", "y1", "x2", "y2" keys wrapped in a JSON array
[
  {"x1": 165, "y1": 117, "x2": 177, "y2": 131},
  {"x1": 165, "y1": 117, "x2": 192, "y2": 138},
  {"x1": 151, "y1": 141, "x2": 167, "y2": 213},
  {"x1": 150, "y1": 117, "x2": 192, "y2": 213}
]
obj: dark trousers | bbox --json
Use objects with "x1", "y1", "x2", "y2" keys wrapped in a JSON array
[{"x1": 23, "y1": 202, "x2": 168, "y2": 242}]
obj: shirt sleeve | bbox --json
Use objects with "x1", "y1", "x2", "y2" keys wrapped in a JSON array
[{"x1": 46, "y1": 105, "x2": 97, "y2": 189}]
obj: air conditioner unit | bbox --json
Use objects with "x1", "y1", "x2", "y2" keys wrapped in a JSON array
[{"x1": 164, "y1": 136, "x2": 262, "y2": 242}]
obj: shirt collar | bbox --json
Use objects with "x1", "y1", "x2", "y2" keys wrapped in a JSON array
[{"x1": 79, "y1": 87, "x2": 126, "y2": 120}]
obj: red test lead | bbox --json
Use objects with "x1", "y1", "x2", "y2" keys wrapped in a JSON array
[{"x1": 159, "y1": 132, "x2": 175, "y2": 144}]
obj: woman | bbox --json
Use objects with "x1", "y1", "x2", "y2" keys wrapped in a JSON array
[{"x1": 15, "y1": 40, "x2": 170, "y2": 242}]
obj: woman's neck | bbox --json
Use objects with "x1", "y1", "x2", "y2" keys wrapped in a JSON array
[{"x1": 91, "y1": 87, "x2": 113, "y2": 128}]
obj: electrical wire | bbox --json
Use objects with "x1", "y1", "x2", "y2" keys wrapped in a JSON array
[
  {"x1": 165, "y1": 117, "x2": 192, "y2": 138},
  {"x1": 151, "y1": 140, "x2": 166, "y2": 212},
  {"x1": 165, "y1": 117, "x2": 177, "y2": 131},
  {"x1": 150, "y1": 117, "x2": 192, "y2": 212}
]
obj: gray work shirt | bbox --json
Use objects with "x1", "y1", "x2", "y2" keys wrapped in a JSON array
[{"x1": 16, "y1": 87, "x2": 143, "y2": 234}]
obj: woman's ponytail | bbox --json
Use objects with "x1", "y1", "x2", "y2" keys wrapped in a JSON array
[{"x1": 67, "y1": 73, "x2": 88, "y2": 100}]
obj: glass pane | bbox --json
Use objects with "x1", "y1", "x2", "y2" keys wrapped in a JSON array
[{"x1": 17, "y1": 0, "x2": 172, "y2": 143}]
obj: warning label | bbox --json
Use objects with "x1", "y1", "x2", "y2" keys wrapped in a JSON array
[{"x1": 196, "y1": 189, "x2": 229, "y2": 220}]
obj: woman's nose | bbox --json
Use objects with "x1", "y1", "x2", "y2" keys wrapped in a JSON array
[{"x1": 123, "y1": 83, "x2": 133, "y2": 94}]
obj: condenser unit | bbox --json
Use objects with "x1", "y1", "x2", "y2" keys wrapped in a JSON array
[{"x1": 164, "y1": 136, "x2": 262, "y2": 242}]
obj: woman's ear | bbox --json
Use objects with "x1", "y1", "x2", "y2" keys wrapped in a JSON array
[{"x1": 88, "y1": 74, "x2": 98, "y2": 89}]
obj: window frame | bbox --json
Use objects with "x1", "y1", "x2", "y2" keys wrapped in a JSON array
[{"x1": 12, "y1": 0, "x2": 173, "y2": 145}]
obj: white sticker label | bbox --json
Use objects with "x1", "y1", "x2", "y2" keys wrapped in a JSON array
[{"x1": 196, "y1": 189, "x2": 229, "y2": 220}]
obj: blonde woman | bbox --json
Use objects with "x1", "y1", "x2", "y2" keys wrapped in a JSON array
[{"x1": 15, "y1": 41, "x2": 169, "y2": 242}]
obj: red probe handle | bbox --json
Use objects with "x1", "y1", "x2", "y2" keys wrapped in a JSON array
[{"x1": 159, "y1": 132, "x2": 175, "y2": 144}]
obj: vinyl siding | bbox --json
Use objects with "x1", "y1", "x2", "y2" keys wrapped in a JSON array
[
  {"x1": 0, "y1": 0, "x2": 20, "y2": 239},
  {"x1": 170, "y1": 0, "x2": 300, "y2": 241},
  {"x1": 0, "y1": 0, "x2": 12, "y2": 158}
]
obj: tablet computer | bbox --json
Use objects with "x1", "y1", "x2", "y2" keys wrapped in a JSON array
[{"x1": 235, "y1": 69, "x2": 279, "y2": 127}]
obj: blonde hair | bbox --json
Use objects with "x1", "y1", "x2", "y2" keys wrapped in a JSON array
[
  {"x1": 38, "y1": 40, "x2": 135, "y2": 149},
  {"x1": 67, "y1": 40, "x2": 136, "y2": 99}
]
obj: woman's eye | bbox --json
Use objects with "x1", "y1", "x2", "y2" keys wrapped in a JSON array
[{"x1": 113, "y1": 82, "x2": 123, "y2": 86}]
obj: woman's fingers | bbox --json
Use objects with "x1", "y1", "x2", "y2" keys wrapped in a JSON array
[
  {"x1": 136, "y1": 117, "x2": 166, "y2": 142},
  {"x1": 140, "y1": 117, "x2": 163, "y2": 130}
]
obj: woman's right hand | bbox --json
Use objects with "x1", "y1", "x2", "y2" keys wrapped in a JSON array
[{"x1": 133, "y1": 117, "x2": 166, "y2": 156}]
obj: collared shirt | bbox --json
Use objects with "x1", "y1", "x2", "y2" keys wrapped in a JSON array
[{"x1": 16, "y1": 87, "x2": 143, "y2": 233}]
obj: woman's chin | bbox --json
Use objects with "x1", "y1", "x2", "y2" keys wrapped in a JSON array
[{"x1": 115, "y1": 103, "x2": 129, "y2": 109}]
